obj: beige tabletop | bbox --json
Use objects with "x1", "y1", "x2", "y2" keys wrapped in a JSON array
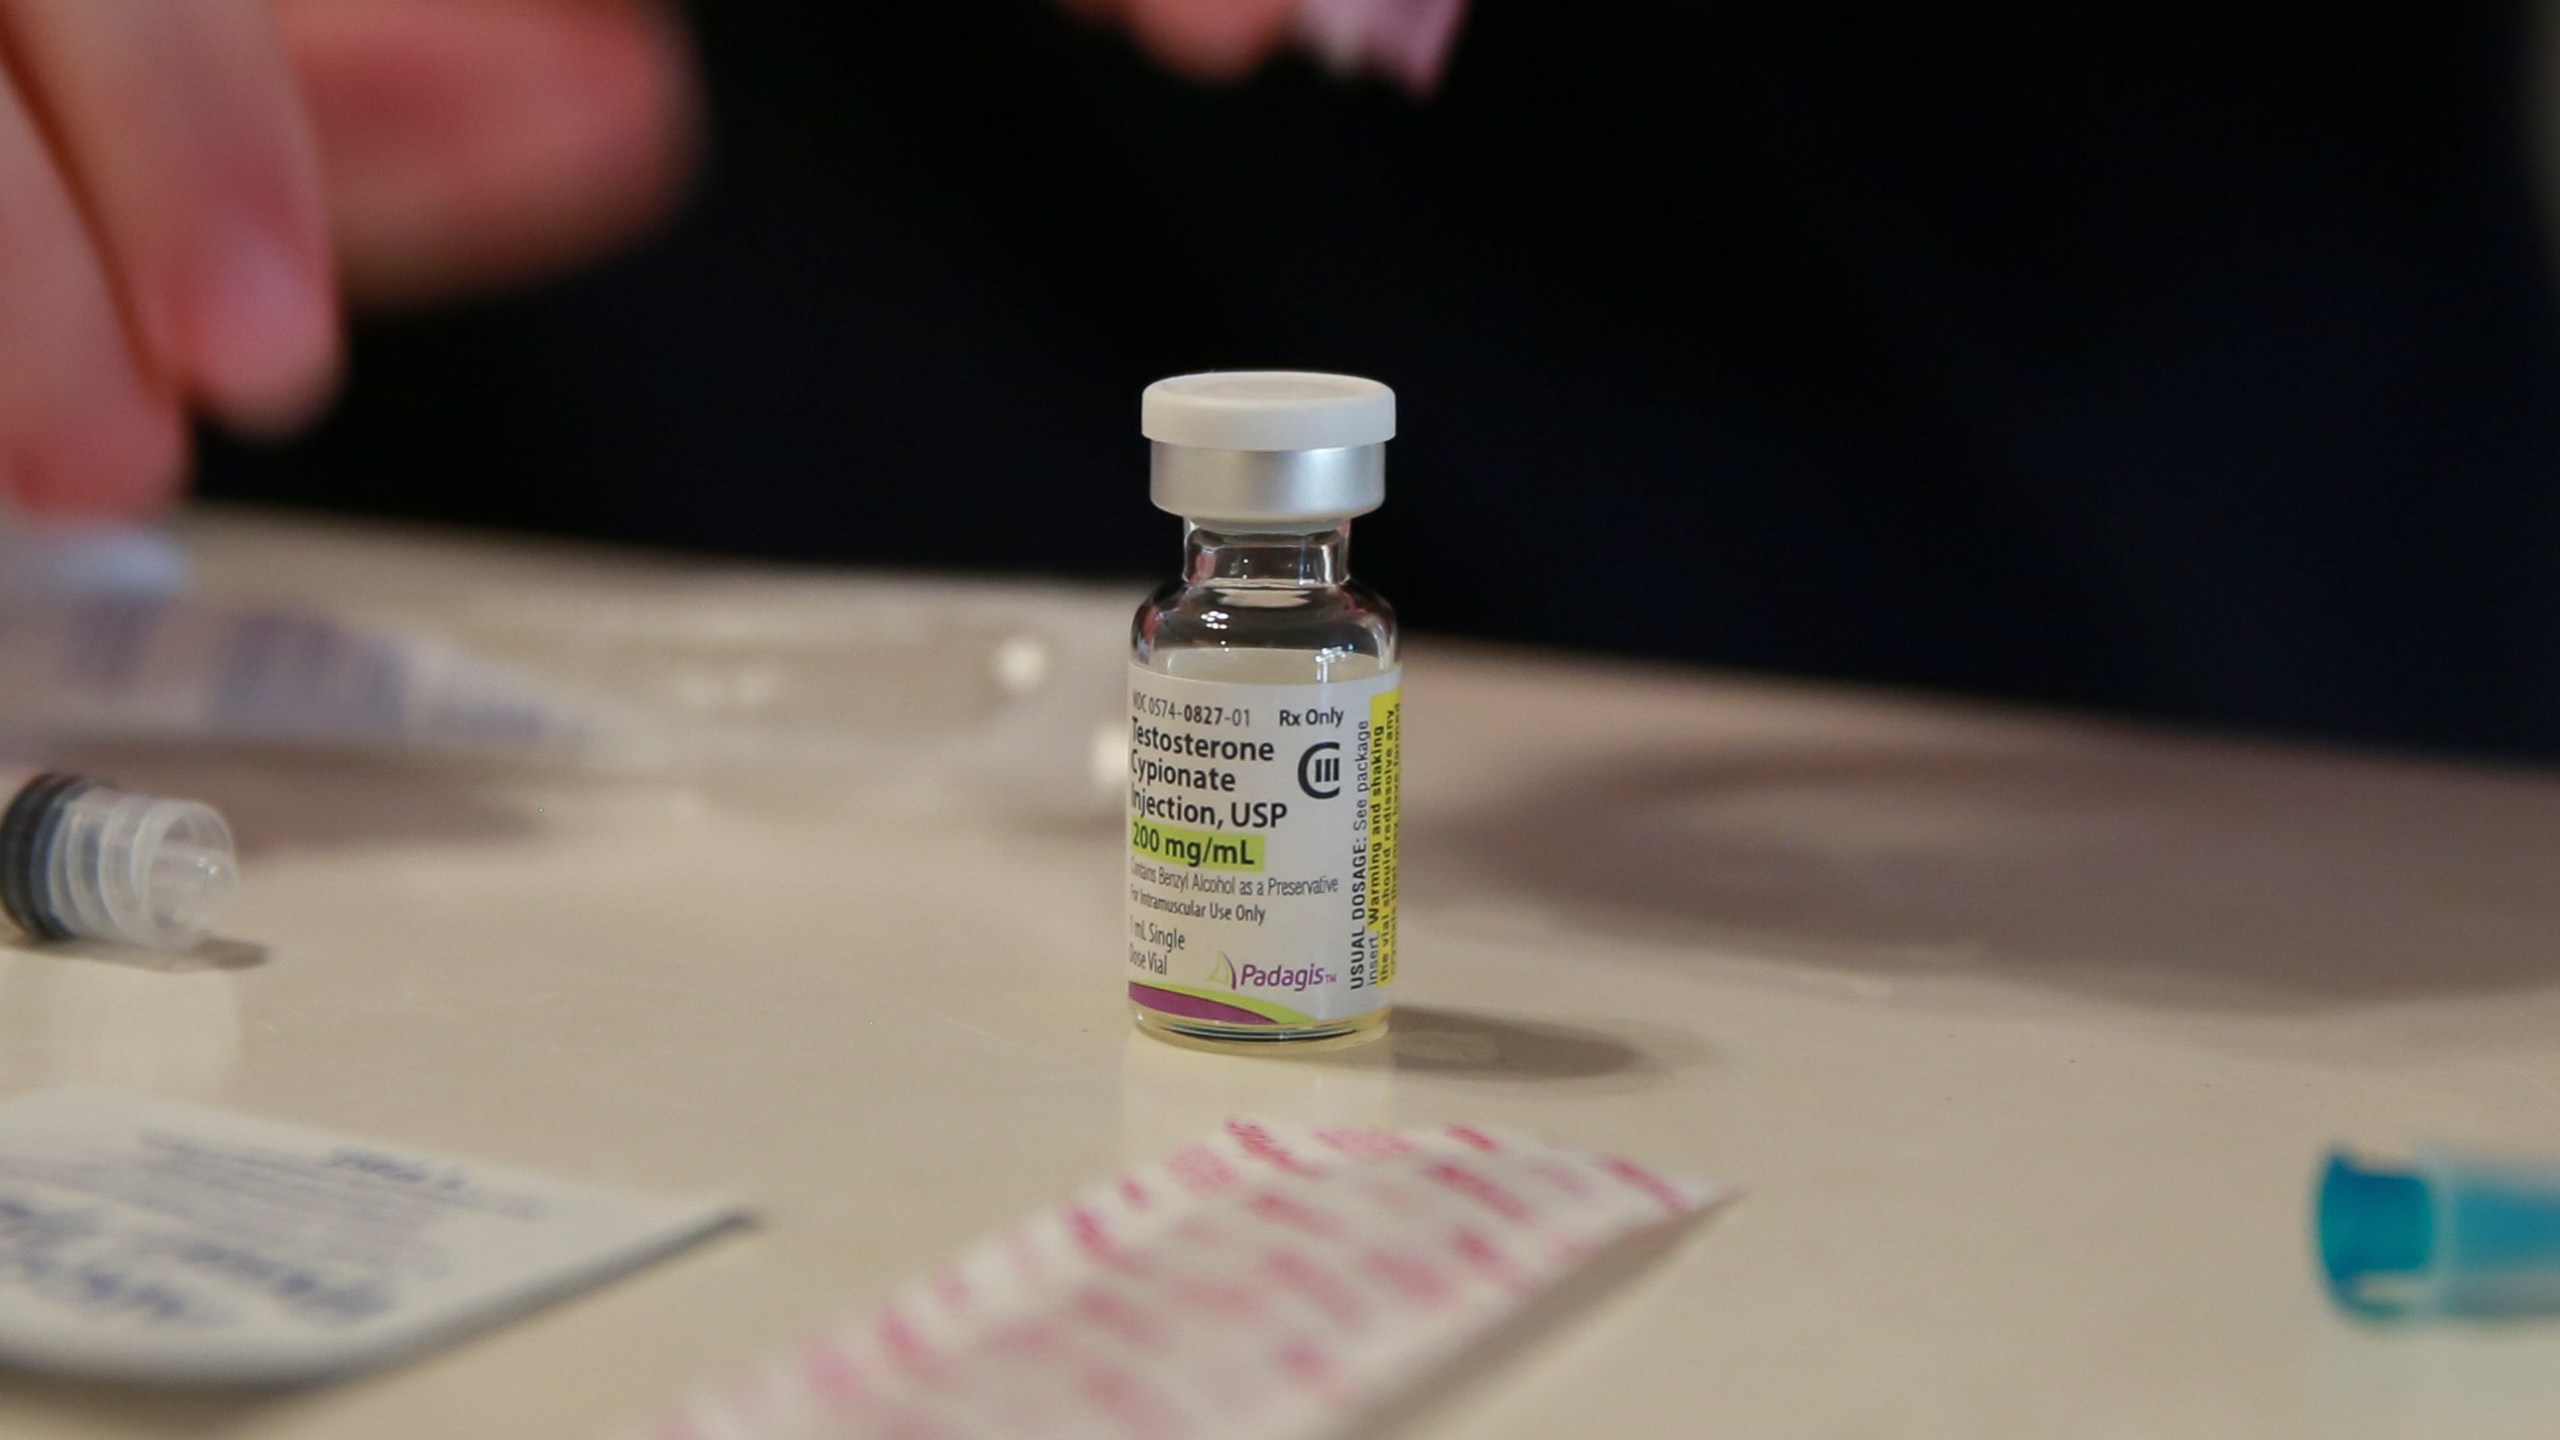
[{"x1": 4, "y1": 506, "x2": 2560, "y2": 1439}]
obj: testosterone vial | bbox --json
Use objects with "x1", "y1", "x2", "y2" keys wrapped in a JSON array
[{"x1": 1126, "y1": 373, "x2": 1402, "y2": 1049}]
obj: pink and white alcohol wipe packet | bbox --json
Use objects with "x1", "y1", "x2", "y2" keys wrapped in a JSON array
[{"x1": 647, "y1": 1121, "x2": 1728, "y2": 1440}]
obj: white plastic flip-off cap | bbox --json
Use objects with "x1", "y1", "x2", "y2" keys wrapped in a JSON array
[
  {"x1": 1144, "y1": 372, "x2": 1395, "y2": 527},
  {"x1": 1143, "y1": 372, "x2": 1395, "y2": 451}
]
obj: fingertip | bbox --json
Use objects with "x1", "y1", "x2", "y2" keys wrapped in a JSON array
[
  {"x1": 12, "y1": 380, "x2": 190, "y2": 521},
  {"x1": 180, "y1": 214, "x2": 343, "y2": 436},
  {"x1": 0, "y1": 0, "x2": 342, "y2": 443},
  {"x1": 1123, "y1": 0, "x2": 1299, "y2": 80},
  {"x1": 291, "y1": 0, "x2": 706, "y2": 308}
]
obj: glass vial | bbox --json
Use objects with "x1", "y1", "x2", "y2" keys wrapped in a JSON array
[{"x1": 1126, "y1": 373, "x2": 1402, "y2": 1049}]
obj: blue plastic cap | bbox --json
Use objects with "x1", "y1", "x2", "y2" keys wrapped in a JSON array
[
  {"x1": 2319, "y1": 1152, "x2": 2435, "y2": 1316},
  {"x1": 2318, "y1": 1146, "x2": 2560, "y2": 1319}
]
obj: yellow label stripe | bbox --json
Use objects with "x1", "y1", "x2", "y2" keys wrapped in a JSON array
[{"x1": 1369, "y1": 688, "x2": 1401, "y2": 988}]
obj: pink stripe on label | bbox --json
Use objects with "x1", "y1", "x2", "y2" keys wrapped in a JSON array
[
  {"x1": 1229, "y1": 1119, "x2": 1320, "y2": 1176},
  {"x1": 1604, "y1": 1157, "x2": 1693, "y2": 1217},
  {"x1": 1316, "y1": 1126, "x2": 1418, "y2": 1159},
  {"x1": 801, "y1": 1338, "x2": 865, "y2": 1401},
  {"x1": 1247, "y1": 1188, "x2": 1344, "y2": 1238},
  {"x1": 1129, "y1": 983, "x2": 1277, "y2": 1027},
  {"x1": 1069, "y1": 1205, "x2": 1118, "y2": 1262},
  {"x1": 878, "y1": 1308, "x2": 934, "y2": 1374},
  {"x1": 1168, "y1": 1144, "x2": 1240, "y2": 1198},
  {"x1": 1423, "y1": 1161, "x2": 1535, "y2": 1222}
]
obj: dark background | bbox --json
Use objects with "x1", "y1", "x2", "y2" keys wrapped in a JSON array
[{"x1": 202, "y1": 0, "x2": 2560, "y2": 760}]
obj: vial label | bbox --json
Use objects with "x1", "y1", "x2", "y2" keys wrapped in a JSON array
[{"x1": 1126, "y1": 665, "x2": 1402, "y2": 1028}]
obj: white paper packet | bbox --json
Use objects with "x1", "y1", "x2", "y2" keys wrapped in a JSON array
[
  {"x1": 0, "y1": 1088, "x2": 741, "y2": 1385},
  {"x1": 651, "y1": 1120, "x2": 1728, "y2": 1440}
]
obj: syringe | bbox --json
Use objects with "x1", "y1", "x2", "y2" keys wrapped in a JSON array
[{"x1": 0, "y1": 768, "x2": 240, "y2": 951}]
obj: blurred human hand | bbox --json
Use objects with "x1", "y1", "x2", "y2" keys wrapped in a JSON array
[
  {"x1": 0, "y1": 0, "x2": 699, "y2": 519},
  {"x1": 1059, "y1": 0, "x2": 1467, "y2": 91},
  {"x1": 1056, "y1": 0, "x2": 1300, "y2": 80}
]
